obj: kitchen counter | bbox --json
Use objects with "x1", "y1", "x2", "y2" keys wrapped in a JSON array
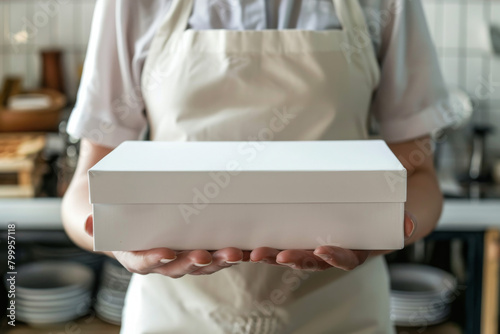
[
  {"x1": 0, "y1": 198, "x2": 63, "y2": 230},
  {"x1": 1, "y1": 198, "x2": 499, "y2": 231}
]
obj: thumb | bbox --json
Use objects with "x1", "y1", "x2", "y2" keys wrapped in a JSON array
[{"x1": 84, "y1": 214, "x2": 94, "y2": 237}]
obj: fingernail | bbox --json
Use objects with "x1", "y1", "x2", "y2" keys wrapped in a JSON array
[
  {"x1": 276, "y1": 261, "x2": 293, "y2": 266},
  {"x1": 315, "y1": 253, "x2": 331, "y2": 261},
  {"x1": 225, "y1": 260, "x2": 242, "y2": 264},
  {"x1": 276, "y1": 261, "x2": 296, "y2": 269},
  {"x1": 406, "y1": 212, "x2": 417, "y2": 238},
  {"x1": 84, "y1": 214, "x2": 92, "y2": 236},
  {"x1": 250, "y1": 259, "x2": 267, "y2": 264},
  {"x1": 194, "y1": 261, "x2": 212, "y2": 267},
  {"x1": 160, "y1": 257, "x2": 176, "y2": 264}
]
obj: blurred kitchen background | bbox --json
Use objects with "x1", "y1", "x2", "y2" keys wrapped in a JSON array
[{"x1": 0, "y1": 0, "x2": 499, "y2": 333}]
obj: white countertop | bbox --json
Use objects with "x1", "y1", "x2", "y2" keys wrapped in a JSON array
[
  {"x1": 0, "y1": 198, "x2": 64, "y2": 230},
  {"x1": 437, "y1": 199, "x2": 500, "y2": 230},
  {"x1": 0, "y1": 198, "x2": 499, "y2": 231}
]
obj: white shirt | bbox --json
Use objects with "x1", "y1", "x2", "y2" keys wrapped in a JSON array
[{"x1": 67, "y1": 0, "x2": 451, "y2": 148}]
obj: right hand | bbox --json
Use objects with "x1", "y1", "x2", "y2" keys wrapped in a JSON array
[{"x1": 85, "y1": 215, "x2": 249, "y2": 278}]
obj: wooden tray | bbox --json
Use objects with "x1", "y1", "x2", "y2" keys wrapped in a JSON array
[
  {"x1": 0, "y1": 133, "x2": 46, "y2": 197},
  {"x1": 0, "y1": 88, "x2": 66, "y2": 132}
]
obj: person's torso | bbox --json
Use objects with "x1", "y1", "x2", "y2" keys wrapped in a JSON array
[{"x1": 121, "y1": 0, "x2": 392, "y2": 333}]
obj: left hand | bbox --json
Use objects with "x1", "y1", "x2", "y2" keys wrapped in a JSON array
[{"x1": 250, "y1": 212, "x2": 416, "y2": 271}]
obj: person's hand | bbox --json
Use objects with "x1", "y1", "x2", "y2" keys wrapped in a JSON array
[
  {"x1": 250, "y1": 212, "x2": 417, "y2": 271},
  {"x1": 84, "y1": 215, "x2": 249, "y2": 278}
]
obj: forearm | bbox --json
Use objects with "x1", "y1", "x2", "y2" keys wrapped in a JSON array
[
  {"x1": 61, "y1": 176, "x2": 93, "y2": 252},
  {"x1": 371, "y1": 136, "x2": 443, "y2": 256},
  {"x1": 404, "y1": 168, "x2": 443, "y2": 245},
  {"x1": 61, "y1": 139, "x2": 114, "y2": 257},
  {"x1": 62, "y1": 178, "x2": 115, "y2": 258}
]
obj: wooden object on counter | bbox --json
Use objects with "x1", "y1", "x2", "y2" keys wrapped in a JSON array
[
  {"x1": 0, "y1": 88, "x2": 66, "y2": 132},
  {"x1": 481, "y1": 229, "x2": 500, "y2": 334},
  {"x1": 0, "y1": 133, "x2": 46, "y2": 198},
  {"x1": 41, "y1": 50, "x2": 65, "y2": 94},
  {"x1": 0, "y1": 77, "x2": 22, "y2": 107}
]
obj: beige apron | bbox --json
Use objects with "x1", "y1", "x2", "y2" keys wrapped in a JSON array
[{"x1": 122, "y1": 0, "x2": 393, "y2": 333}]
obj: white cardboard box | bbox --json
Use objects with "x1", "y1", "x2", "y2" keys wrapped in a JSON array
[{"x1": 89, "y1": 140, "x2": 406, "y2": 251}]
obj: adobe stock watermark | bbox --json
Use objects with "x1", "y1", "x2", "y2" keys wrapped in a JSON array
[
  {"x1": 474, "y1": 73, "x2": 500, "y2": 101},
  {"x1": 6, "y1": 0, "x2": 70, "y2": 52},
  {"x1": 177, "y1": 106, "x2": 296, "y2": 224}
]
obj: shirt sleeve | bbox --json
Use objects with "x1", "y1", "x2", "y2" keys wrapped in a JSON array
[
  {"x1": 370, "y1": 0, "x2": 454, "y2": 143},
  {"x1": 66, "y1": 0, "x2": 170, "y2": 148}
]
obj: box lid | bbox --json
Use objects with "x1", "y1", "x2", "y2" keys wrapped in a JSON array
[{"x1": 89, "y1": 140, "x2": 406, "y2": 204}]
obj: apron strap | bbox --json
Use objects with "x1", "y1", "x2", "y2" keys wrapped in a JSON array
[
  {"x1": 333, "y1": 0, "x2": 381, "y2": 90},
  {"x1": 333, "y1": 0, "x2": 369, "y2": 33},
  {"x1": 156, "y1": 0, "x2": 194, "y2": 47}
]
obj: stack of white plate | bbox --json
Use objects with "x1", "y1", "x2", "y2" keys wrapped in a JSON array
[
  {"x1": 95, "y1": 260, "x2": 132, "y2": 325},
  {"x1": 14, "y1": 261, "x2": 94, "y2": 326},
  {"x1": 389, "y1": 264, "x2": 457, "y2": 327}
]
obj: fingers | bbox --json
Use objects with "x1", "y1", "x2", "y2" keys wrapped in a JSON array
[
  {"x1": 114, "y1": 248, "x2": 178, "y2": 274},
  {"x1": 115, "y1": 245, "x2": 370, "y2": 277},
  {"x1": 152, "y1": 250, "x2": 213, "y2": 278},
  {"x1": 250, "y1": 247, "x2": 281, "y2": 264},
  {"x1": 190, "y1": 247, "x2": 244, "y2": 275},
  {"x1": 313, "y1": 246, "x2": 371, "y2": 271},
  {"x1": 113, "y1": 247, "x2": 249, "y2": 278},
  {"x1": 276, "y1": 249, "x2": 331, "y2": 271}
]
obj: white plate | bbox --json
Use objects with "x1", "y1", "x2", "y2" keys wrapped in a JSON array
[
  {"x1": 391, "y1": 305, "x2": 450, "y2": 318},
  {"x1": 17, "y1": 302, "x2": 90, "y2": 317},
  {"x1": 17, "y1": 307, "x2": 86, "y2": 325},
  {"x1": 17, "y1": 286, "x2": 91, "y2": 301},
  {"x1": 14, "y1": 261, "x2": 94, "y2": 296},
  {"x1": 100, "y1": 276, "x2": 130, "y2": 293},
  {"x1": 96, "y1": 311, "x2": 122, "y2": 326},
  {"x1": 392, "y1": 309, "x2": 449, "y2": 327},
  {"x1": 389, "y1": 264, "x2": 457, "y2": 297},
  {"x1": 390, "y1": 296, "x2": 450, "y2": 308},
  {"x1": 95, "y1": 303, "x2": 123, "y2": 321},
  {"x1": 98, "y1": 288, "x2": 126, "y2": 302},
  {"x1": 16, "y1": 291, "x2": 91, "y2": 308},
  {"x1": 96, "y1": 298, "x2": 124, "y2": 312}
]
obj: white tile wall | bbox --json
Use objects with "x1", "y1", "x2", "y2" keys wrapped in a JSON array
[
  {"x1": 81, "y1": 2, "x2": 95, "y2": 46},
  {"x1": 0, "y1": 0, "x2": 96, "y2": 100},
  {"x1": 426, "y1": 0, "x2": 500, "y2": 158},
  {"x1": 441, "y1": 2, "x2": 462, "y2": 49},
  {"x1": 56, "y1": 2, "x2": 75, "y2": 46},
  {"x1": 465, "y1": 56, "x2": 484, "y2": 94},
  {"x1": 439, "y1": 56, "x2": 461, "y2": 88},
  {"x1": 465, "y1": 3, "x2": 489, "y2": 51}
]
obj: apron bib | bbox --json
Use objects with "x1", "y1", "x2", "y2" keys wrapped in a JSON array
[{"x1": 122, "y1": 0, "x2": 393, "y2": 333}]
